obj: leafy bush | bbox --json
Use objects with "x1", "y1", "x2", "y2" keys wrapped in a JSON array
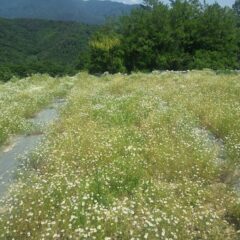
[{"x1": 0, "y1": 66, "x2": 13, "y2": 82}]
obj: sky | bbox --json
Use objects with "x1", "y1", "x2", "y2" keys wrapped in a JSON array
[{"x1": 112, "y1": 0, "x2": 235, "y2": 6}]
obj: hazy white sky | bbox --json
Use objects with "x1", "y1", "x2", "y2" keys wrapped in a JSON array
[{"x1": 113, "y1": 0, "x2": 235, "y2": 6}]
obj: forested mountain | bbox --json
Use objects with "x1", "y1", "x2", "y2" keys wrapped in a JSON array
[
  {"x1": 0, "y1": 18, "x2": 97, "y2": 80},
  {"x1": 0, "y1": 0, "x2": 137, "y2": 24}
]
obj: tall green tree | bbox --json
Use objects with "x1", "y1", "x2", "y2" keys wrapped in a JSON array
[
  {"x1": 233, "y1": 0, "x2": 240, "y2": 66},
  {"x1": 167, "y1": 0, "x2": 202, "y2": 69},
  {"x1": 192, "y1": 4, "x2": 239, "y2": 69},
  {"x1": 119, "y1": 8, "x2": 155, "y2": 71},
  {"x1": 89, "y1": 34, "x2": 125, "y2": 74},
  {"x1": 89, "y1": 0, "x2": 239, "y2": 72}
]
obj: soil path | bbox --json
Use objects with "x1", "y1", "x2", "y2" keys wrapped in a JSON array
[
  {"x1": 193, "y1": 127, "x2": 240, "y2": 195},
  {"x1": 0, "y1": 99, "x2": 65, "y2": 198}
]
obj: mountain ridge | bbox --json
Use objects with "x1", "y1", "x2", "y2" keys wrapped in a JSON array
[{"x1": 0, "y1": 0, "x2": 138, "y2": 24}]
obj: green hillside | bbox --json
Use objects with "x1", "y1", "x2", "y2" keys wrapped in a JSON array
[{"x1": 0, "y1": 18, "x2": 97, "y2": 81}]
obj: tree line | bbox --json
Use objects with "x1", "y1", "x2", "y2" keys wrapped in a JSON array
[
  {"x1": 89, "y1": 0, "x2": 240, "y2": 73},
  {"x1": 1, "y1": 0, "x2": 240, "y2": 81}
]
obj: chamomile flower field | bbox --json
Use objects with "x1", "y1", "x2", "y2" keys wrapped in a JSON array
[
  {"x1": 0, "y1": 71, "x2": 240, "y2": 239},
  {"x1": 0, "y1": 74, "x2": 74, "y2": 145}
]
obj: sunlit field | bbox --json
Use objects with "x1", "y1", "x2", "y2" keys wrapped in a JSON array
[{"x1": 0, "y1": 71, "x2": 240, "y2": 239}]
